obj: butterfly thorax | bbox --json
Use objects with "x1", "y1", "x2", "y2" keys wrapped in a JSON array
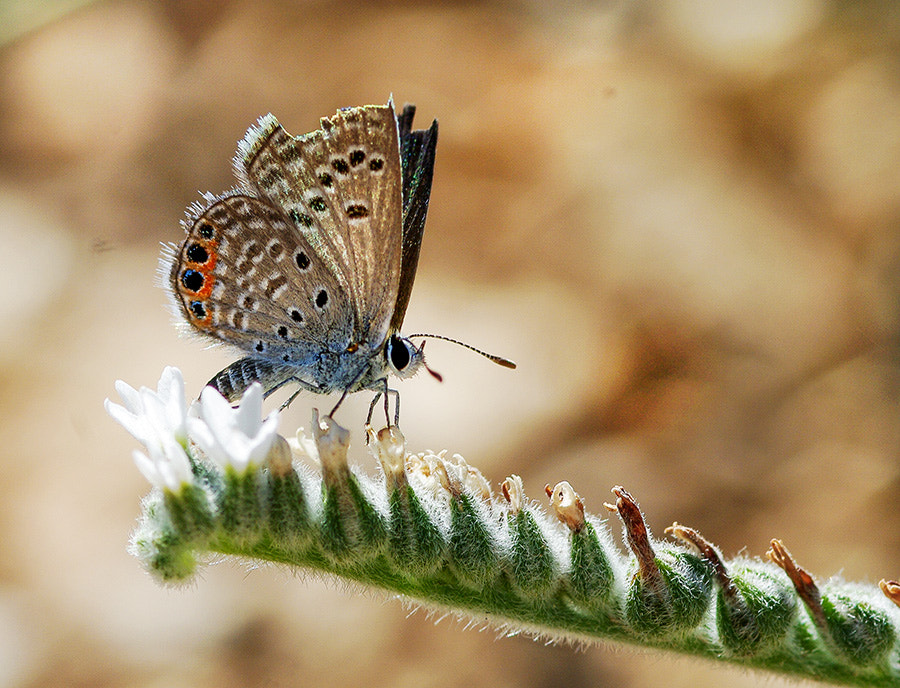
[
  {"x1": 307, "y1": 332, "x2": 425, "y2": 393},
  {"x1": 307, "y1": 340, "x2": 386, "y2": 393}
]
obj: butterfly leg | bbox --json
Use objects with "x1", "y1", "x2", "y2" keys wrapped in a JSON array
[
  {"x1": 278, "y1": 385, "x2": 305, "y2": 412},
  {"x1": 365, "y1": 391, "x2": 383, "y2": 428},
  {"x1": 329, "y1": 387, "x2": 353, "y2": 418},
  {"x1": 378, "y1": 377, "x2": 401, "y2": 427},
  {"x1": 383, "y1": 384, "x2": 392, "y2": 425},
  {"x1": 387, "y1": 387, "x2": 400, "y2": 426},
  {"x1": 365, "y1": 380, "x2": 401, "y2": 428},
  {"x1": 265, "y1": 377, "x2": 321, "y2": 412},
  {"x1": 379, "y1": 377, "x2": 402, "y2": 427}
]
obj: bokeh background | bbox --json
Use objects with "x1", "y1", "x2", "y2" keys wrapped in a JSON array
[{"x1": 2, "y1": 1, "x2": 900, "y2": 686}]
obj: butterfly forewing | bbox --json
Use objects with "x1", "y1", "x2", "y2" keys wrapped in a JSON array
[
  {"x1": 170, "y1": 194, "x2": 352, "y2": 377},
  {"x1": 236, "y1": 103, "x2": 403, "y2": 348}
]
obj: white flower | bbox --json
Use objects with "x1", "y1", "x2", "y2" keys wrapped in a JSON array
[
  {"x1": 132, "y1": 434, "x2": 193, "y2": 492},
  {"x1": 441, "y1": 453, "x2": 493, "y2": 501},
  {"x1": 105, "y1": 366, "x2": 189, "y2": 448},
  {"x1": 188, "y1": 383, "x2": 279, "y2": 473},
  {"x1": 105, "y1": 367, "x2": 193, "y2": 491},
  {"x1": 289, "y1": 428, "x2": 320, "y2": 465}
]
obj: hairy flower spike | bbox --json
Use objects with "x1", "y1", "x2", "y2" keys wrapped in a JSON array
[
  {"x1": 114, "y1": 367, "x2": 900, "y2": 688},
  {"x1": 447, "y1": 486, "x2": 501, "y2": 587},
  {"x1": 264, "y1": 437, "x2": 312, "y2": 545},
  {"x1": 769, "y1": 540, "x2": 895, "y2": 666},
  {"x1": 548, "y1": 483, "x2": 617, "y2": 613},
  {"x1": 162, "y1": 483, "x2": 215, "y2": 543},
  {"x1": 609, "y1": 488, "x2": 713, "y2": 637},
  {"x1": 371, "y1": 430, "x2": 445, "y2": 576},
  {"x1": 668, "y1": 524, "x2": 796, "y2": 654},
  {"x1": 502, "y1": 475, "x2": 556, "y2": 594},
  {"x1": 315, "y1": 411, "x2": 387, "y2": 560}
]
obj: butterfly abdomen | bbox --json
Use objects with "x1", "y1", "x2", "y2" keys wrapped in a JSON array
[{"x1": 207, "y1": 356, "x2": 295, "y2": 403}]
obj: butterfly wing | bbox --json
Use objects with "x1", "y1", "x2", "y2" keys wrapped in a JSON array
[
  {"x1": 169, "y1": 193, "x2": 354, "y2": 394},
  {"x1": 235, "y1": 102, "x2": 403, "y2": 350},
  {"x1": 392, "y1": 105, "x2": 438, "y2": 332}
]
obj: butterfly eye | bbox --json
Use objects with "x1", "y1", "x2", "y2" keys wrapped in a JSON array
[{"x1": 387, "y1": 334, "x2": 411, "y2": 371}]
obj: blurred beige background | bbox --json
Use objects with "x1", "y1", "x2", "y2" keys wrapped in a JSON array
[{"x1": 2, "y1": 1, "x2": 899, "y2": 686}]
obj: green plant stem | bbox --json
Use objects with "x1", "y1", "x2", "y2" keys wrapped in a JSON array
[{"x1": 129, "y1": 417, "x2": 900, "y2": 688}]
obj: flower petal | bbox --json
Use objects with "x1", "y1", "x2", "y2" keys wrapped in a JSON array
[
  {"x1": 113, "y1": 379, "x2": 142, "y2": 413},
  {"x1": 105, "y1": 398, "x2": 150, "y2": 445},
  {"x1": 234, "y1": 383, "x2": 264, "y2": 437}
]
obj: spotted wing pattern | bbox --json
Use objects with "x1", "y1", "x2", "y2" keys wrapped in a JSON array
[
  {"x1": 169, "y1": 193, "x2": 352, "y2": 387},
  {"x1": 235, "y1": 102, "x2": 403, "y2": 348}
]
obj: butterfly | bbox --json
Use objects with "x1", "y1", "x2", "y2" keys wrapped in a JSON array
[{"x1": 166, "y1": 98, "x2": 514, "y2": 423}]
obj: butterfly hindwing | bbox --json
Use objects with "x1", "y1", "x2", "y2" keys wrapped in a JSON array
[{"x1": 170, "y1": 194, "x2": 353, "y2": 376}]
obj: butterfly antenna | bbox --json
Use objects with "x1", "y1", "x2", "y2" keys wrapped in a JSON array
[{"x1": 409, "y1": 333, "x2": 517, "y2": 369}]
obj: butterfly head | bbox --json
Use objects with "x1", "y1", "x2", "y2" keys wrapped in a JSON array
[{"x1": 385, "y1": 334, "x2": 443, "y2": 382}]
